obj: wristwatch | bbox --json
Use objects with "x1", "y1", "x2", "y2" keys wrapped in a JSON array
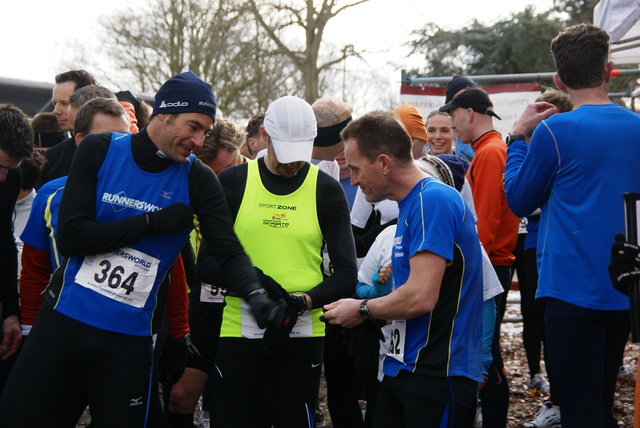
[
  {"x1": 505, "y1": 134, "x2": 526, "y2": 147},
  {"x1": 177, "y1": 333, "x2": 192, "y2": 346},
  {"x1": 359, "y1": 299, "x2": 373, "y2": 319}
]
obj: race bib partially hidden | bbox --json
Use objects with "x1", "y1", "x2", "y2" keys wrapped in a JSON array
[
  {"x1": 75, "y1": 247, "x2": 160, "y2": 308},
  {"x1": 200, "y1": 282, "x2": 227, "y2": 304},
  {"x1": 238, "y1": 299, "x2": 314, "y2": 339},
  {"x1": 386, "y1": 319, "x2": 406, "y2": 363}
]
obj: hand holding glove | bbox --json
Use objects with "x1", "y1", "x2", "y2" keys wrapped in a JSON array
[
  {"x1": 246, "y1": 288, "x2": 285, "y2": 329},
  {"x1": 254, "y1": 267, "x2": 307, "y2": 313},
  {"x1": 609, "y1": 233, "x2": 640, "y2": 295},
  {"x1": 263, "y1": 306, "x2": 298, "y2": 356},
  {"x1": 253, "y1": 268, "x2": 308, "y2": 355},
  {"x1": 283, "y1": 293, "x2": 307, "y2": 315}
]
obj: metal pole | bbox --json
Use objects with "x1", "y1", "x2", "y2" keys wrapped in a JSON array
[{"x1": 402, "y1": 69, "x2": 640, "y2": 86}]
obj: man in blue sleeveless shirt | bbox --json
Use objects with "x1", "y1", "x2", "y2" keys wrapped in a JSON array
[{"x1": 0, "y1": 72, "x2": 283, "y2": 427}]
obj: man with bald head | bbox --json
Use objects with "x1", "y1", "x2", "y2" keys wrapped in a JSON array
[{"x1": 311, "y1": 96, "x2": 353, "y2": 181}]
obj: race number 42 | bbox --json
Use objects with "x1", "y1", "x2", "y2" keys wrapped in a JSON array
[{"x1": 387, "y1": 319, "x2": 406, "y2": 363}]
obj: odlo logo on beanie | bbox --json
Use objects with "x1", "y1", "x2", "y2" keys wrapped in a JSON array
[
  {"x1": 153, "y1": 72, "x2": 217, "y2": 120},
  {"x1": 159, "y1": 101, "x2": 189, "y2": 108}
]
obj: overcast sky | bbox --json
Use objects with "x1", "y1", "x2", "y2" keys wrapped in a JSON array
[{"x1": 2, "y1": 0, "x2": 555, "y2": 84}]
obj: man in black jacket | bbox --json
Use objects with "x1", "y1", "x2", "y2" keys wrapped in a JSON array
[{"x1": 0, "y1": 104, "x2": 34, "y2": 362}]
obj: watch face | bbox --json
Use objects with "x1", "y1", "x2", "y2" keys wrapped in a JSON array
[
  {"x1": 359, "y1": 301, "x2": 371, "y2": 319},
  {"x1": 506, "y1": 134, "x2": 525, "y2": 146}
]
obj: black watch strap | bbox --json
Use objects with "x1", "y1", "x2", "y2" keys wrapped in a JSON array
[
  {"x1": 505, "y1": 134, "x2": 526, "y2": 147},
  {"x1": 359, "y1": 299, "x2": 373, "y2": 319}
]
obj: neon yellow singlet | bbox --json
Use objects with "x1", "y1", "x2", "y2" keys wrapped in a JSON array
[{"x1": 220, "y1": 160, "x2": 325, "y2": 338}]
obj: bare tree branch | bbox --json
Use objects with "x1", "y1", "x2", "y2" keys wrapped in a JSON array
[{"x1": 248, "y1": 0, "x2": 369, "y2": 101}]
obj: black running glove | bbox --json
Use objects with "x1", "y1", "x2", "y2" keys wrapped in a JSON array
[
  {"x1": 283, "y1": 293, "x2": 307, "y2": 314},
  {"x1": 609, "y1": 233, "x2": 640, "y2": 295},
  {"x1": 159, "y1": 333, "x2": 198, "y2": 387},
  {"x1": 253, "y1": 268, "x2": 306, "y2": 355},
  {"x1": 246, "y1": 288, "x2": 285, "y2": 329},
  {"x1": 147, "y1": 203, "x2": 194, "y2": 234},
  {"x1": 263, "y1": 306, "x2": 298, "y2": 356},
  {"x1": 255, "y1": 267, "x2": 307, "y2": 314}
]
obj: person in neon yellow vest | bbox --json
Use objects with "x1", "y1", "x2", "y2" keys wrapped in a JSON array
[{"x1": 208, "y1": 96, "x2": 357, "y2": 428}]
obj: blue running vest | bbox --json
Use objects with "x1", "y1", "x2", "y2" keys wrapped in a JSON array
[{"x1": 47, "y1": 133, "x2": 194, "y2": 336}]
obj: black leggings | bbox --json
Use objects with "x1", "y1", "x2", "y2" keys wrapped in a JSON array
[
  {"x1": 212, "y1": 337, "x2": 324, "y2": 428},
  {"x1": 544, "y1": 298, "x2": 628, "y2": 428},
  {"x1": 514, "y1": 240, "x2": 547, "y2": 383},
  {"x1": 0, "y1": 304, "x2": 154, "y2": 428},
  {"x1": 479, "y1": 265, "x2": 510, "y2": 428},
  {"x1": 374, "y1": 371, "x2": 476, "y2": 428},
  {"x1": 323, "y1": 323, "x2": 365, "y2": 427},
  {"x1": 522, "y1": 248, "x2": 561, "y2": 403}
]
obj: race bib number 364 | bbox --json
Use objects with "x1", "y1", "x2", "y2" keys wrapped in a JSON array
[{"x1": 75, "y1": 247, "x2": 160, "y2": 308}]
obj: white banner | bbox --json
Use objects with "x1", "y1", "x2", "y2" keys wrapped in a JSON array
[{"x1": 400, "y1": 82, "x2": 542, "y2": 137}]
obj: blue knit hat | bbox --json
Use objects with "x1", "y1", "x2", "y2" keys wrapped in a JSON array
[{"x1": 153, "y1": 72, "x2": 217, "y2": 120}]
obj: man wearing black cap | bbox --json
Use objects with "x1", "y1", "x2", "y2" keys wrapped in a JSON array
[
  {"x1": 0, "y1": 72, "x2": 284, "y2": 427},
  {"x1": 440, "y1": 87, "x2": 518, "y2": 428}
]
